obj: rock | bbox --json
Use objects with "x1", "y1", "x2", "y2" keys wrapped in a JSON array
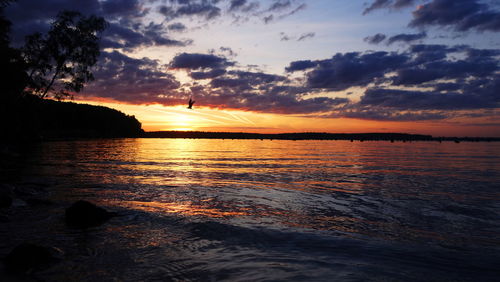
[
  {"x1": 4, "y1": 243, "x2": 58, "y2": 273},
  {"x1": 65, "y1": 200, "x2": 116, "y2": 228}
]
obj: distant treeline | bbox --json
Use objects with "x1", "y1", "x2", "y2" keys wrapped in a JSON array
[
  {"x1": 143, "y1": 131, "x2": 500, "y2": 142},
  {"x1": 2, "y1": 95, "x2": 143, "y2": 141}
]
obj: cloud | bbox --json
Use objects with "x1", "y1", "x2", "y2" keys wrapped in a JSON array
[
  {"x1": 83, "y1": 51, "x2": 182, "y2": 104},
  {"x1": 387, "y1": 31, "x2": 426, "y2": 45},
  {"x1": 167, "y1": 22, "x2": 187, "y2": 32},
  {"x1": 261, "y1": 1, "x2": 306, "y2": 24},
  {"x1": 363, "y1": 0, "x2": 500, "y2": 32},
  {"x1": 363, "y1": 0, "x2": 417, "y2": 15},
  {"x1": 190, "y1": 69, "x2": 227, "y2": 80},
  {"x1": 297, "y1": 32, "x2": 315, "y2": 41},
  {"x1": 298, "y1": 51, "x2": 409, "y2": 90},
  {"x1": 5, "y1": 0, "x2": 188, "y2": 51},
  {"x1": 359, "y1": 86, "x2": 499, "y2": 110},
  {"x1": 392, "y1": 45, "x2": 498, "y2": 86},
  {"x1": 263, "y1": 14, "x2": 274, "y2": 24},
  {"x1": 218, "y1": 46, "x2": 238, "y2": 57},
  {"x1": 180, "y1": 69, "x2": 348, "y2": 114},
  {"x1": 279, "y1": 3, "x2": 306, "y2": 19},
  {"x1": 101, "y1": 0, "x2": 144, "y2": 17},
  {"x1": 279, "y1": 32, "x2": 290, "y2": 41},
  {"x1": 82, "y1": 43, "x2": 499, "y2": 118},
  {"x1": 409, "y1": 0, "x2": 500, "y2": 32},
  {"x1": 363, "y1": 33, "x2": 387, "y2": 44},
  {"x1": 169, "y1": 52, "x2": 234, "y2": 70},
  {"x1": 158, "y1": 0, "x2": 221, "y2": 20},
  {"x1": 5, "y1": 0, "x2": 499, "y2": 121},
  {"x1": 100, "y1": 22, "x2": 189, "y2": 51},
  {"x1": 228, "y1": 0, "x2": 259, "y2": 14},
  {"x1": 229, "y1": 0, "x2": 247, "y2": 11},
  {"x1": 5, "y1": 0, "x2": 100, "y2": 44},
  {"x1": 285, "y1": 44, "x2": 499, "y2": 120},
  {"x1": 268, "y1": 0, "x2": 292, "y2": 12},
  {"x1": 175, "y1": 3, "x2": 221, "y2": 20},
  {"x1": 339, "y1": 108, "x2": 448, "y2": 121},
  {"x1": 285, "y1": 60, "x2": 318, "y2": 72}
]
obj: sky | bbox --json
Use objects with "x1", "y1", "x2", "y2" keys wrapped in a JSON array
[{"x1": 5, "y1": 0, "x2": 500, "y2": 136}]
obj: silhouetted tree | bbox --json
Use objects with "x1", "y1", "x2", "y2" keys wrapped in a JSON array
[
  {"x1": 0, "y1": 0, "x2": 27, "y2": 100},
  {"x1": 23, "y1": 11, "x2": 107, "y2": 100}
]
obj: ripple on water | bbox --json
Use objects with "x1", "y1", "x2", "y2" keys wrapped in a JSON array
[{"x1": 2, "y1": 139, "x2": 499, "y2": 281}]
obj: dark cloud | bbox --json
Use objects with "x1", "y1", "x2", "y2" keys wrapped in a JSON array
[
  {"x1": 83, "y1": 51, "x2": 181, "y2": 103},
  {"x1": 209, "y1": 70, "x2": 286, "y2": 91},
  {"x1": 263, "y1": 14, "x2": 274, "y2": 24},
  {"x1": 167, "y1": 22, "x2": 187, "y2": 32},
  {"x1": 363, "y1": 0, "x2": 417, "y2": 15},
  {"x1": 363, "y1": 0, "x2": 391, "y2": 15},
  {"x1": 169, "y1": 52, "x2": 234, "y2": 70},
  {"x1": 409, "y1": 44, "x2": 463, "y2": 63},
  {"x1": 229, "y1": 0, "x2": 260, "y2": 13},
  {"x1": 285, "y1": 44, "x2": 499, "y2": 119},
  {"x1": 101, "y1": 0, "x2": 144, "y2": 17},
  {"x1": 190, "y1": 69, "x2": 227, "y2": 80},
  {"x1": 181, "y1": 68, "x2": 347, "y2": 114},
  {"x1": 285, "y1": 60, "x2": 318, "y2": 72},
  {"x1": 219, "y1": 46, "x2": 237, "y2": 57},
  {"x1": 5, "y1": 0, "x2": 100, "y2": 44},
  {"x1": 392, "y1": 0, "x2": 416, "y2": 9},
  {"x1": 5, "y1": 0, "x2": 187, "y2": 50},
  {"x1": 359, "y1": 86, "x2": 499, "y2": 110},
  {"x1": 280, "y1": 32, "x2": 290, "y2": 41},
  {"x1": 301, "y1": 51, "x2": 409, "y2": 90},
  {"x1": 392, "y1": 45, "x2": 498, "y2": 85},
  {"x1": 363, "y1": 33, "x2": 387, "y2": 44},
  {"x1": 387, "y1": 32, "x2": 426, "y2": 45},
  {"x1": 279, "y1": 3, "x2": 306, "y2": 18},
  {"x1": 158, "y1": 0, "x2": 221, "y2": 20},
  {"x1": 297, "y1": 32, "x2": 315, "y2": 41},
  {"x1": 100, "y1": 22, "x2": 188, "y2": 51},
  {"x1": 409, "y1": 0, "x2": 500, "y2": 32},
  {"x1": 268, "y1": 0, "x2": 291, "y2": 12},
  {"x1": 83, "y1": 41, "x2": 499, "y2": 118},
  {"x1": 262, "y1": 1, "x2": 306, "y2": 24},
  {"x1": 340, "y1": 108, "x2": 448, "y2": 121},
  {"x1": 175, "y1": 3, "x2": 221, "y2": 20},
  {"x1": 229, "y1": 0, "x2": 247, "y2": 11}
]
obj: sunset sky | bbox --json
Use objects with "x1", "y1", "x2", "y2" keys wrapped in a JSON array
[{"x1": 6, "y1": 0, "x2": 500, "y2": 136}]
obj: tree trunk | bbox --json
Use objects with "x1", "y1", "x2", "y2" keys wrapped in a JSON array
[{"x1": 40, "y1": 66, "x2": 60, "y2": 99}]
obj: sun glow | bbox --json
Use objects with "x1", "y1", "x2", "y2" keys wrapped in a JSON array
[{"x1": 76, "y1": 99, "x2": 500, "y2": 137}]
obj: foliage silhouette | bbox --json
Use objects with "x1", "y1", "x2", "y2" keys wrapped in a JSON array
[
  {"x1": 23, "y1": 11, "x2": 107, "y2": 100},
  {"x1": 1, "y1": 3, "x2": 143, "y2": 141},
  {"x1": 0, "y1": 0, "x2": 27, "y2": 101}
]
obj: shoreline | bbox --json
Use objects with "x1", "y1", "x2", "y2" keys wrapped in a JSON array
[{"x1": 139, "y1": 131, "x2": 500, "y2": 142}]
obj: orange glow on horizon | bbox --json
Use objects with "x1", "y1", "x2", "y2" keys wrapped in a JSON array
[{"x1": 77, "y1": 99, "x2": 500, "y2": 137}]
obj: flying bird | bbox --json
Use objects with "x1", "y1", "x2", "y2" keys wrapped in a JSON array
[{"x1": 187, "y1": 97, "x2": 195, "y2": 109}]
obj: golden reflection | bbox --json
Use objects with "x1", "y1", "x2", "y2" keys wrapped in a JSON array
[{"x1": 109, "y1": 200, "x2": 251, "y2": 218}]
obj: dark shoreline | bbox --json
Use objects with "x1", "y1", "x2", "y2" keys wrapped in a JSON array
[{"x1": 142, "y1": 131, "x2": 500, "y2": 142}]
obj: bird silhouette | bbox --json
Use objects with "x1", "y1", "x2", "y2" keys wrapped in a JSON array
[{"x1": 187, "y1": 98, "x2": 195, "y2": 109}]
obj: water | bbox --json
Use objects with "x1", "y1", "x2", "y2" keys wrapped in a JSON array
[{"x1": 1, "y1": 139, "x2": 499, "y2": 281}]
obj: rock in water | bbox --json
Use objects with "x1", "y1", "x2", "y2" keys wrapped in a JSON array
[
  {"x1": 65, "y1": 200, "x2": 115, "y2": 228},
  {"x1": 4, "y1": 243, "x2": 57, "y2": 273}
]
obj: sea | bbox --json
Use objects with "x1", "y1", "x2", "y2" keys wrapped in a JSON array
[{"x1": 1, "y1": 139, "x2": 499, "y2": 281}]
